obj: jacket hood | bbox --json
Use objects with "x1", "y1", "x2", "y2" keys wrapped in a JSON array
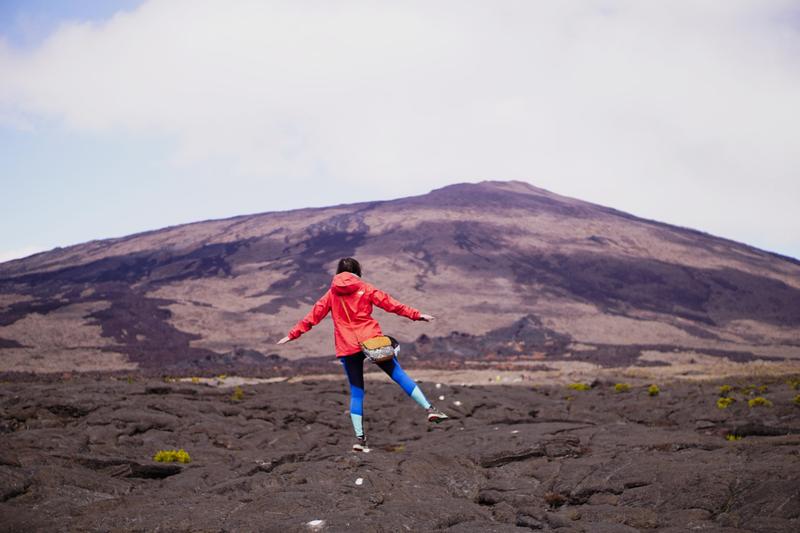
[{"x1": 331, "y1": 271, "x2": 363, "y2": 295}]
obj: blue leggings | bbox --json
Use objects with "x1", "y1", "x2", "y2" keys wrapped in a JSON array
[{"x1": 341, "y1": 352, "x2": 431, "y2": 437}]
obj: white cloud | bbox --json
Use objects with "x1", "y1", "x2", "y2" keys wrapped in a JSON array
[{"x1": 1, "y1": 0, "x2": 799, "y2": 255}]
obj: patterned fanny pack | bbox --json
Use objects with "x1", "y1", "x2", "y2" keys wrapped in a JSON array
[{"x1": 359, "y1": 335, "x2": 399, "y2": 363}]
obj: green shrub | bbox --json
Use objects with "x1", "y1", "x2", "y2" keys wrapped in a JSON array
[
  {"x1": 647, "y1": 384, "x2": 660, "y2": 396},
  {"x1": 153, "y1": 449, "x2": 191, "y2": 463},
  {"x1": 793, "y1": 394, "x2": 800, "y2": 405},
  {"x1": 718, "y1": 384, "x2": 733, "y2": 396},
  {"x1": 716, "y1": 397, "x2": 735, "y2": 409},
  {"x1": 567, "y1": 383, "x2": 591, "y2": 391},
  {"x1": 788, "y1": 378, "x2": 800, "y2": 390},
  {"x1": 725, "y1": 434, "x2": 742, "y2": 441},
  {"x1": 231, "y1": 386, "x2": 245, "y2": 401},
  {"x1": 614, "y1": 383, "x2": 631, "y2": 393},
  {"x1": 747, "y1": 396, "x2": 772, "y2": 408},
  {"x1": 740, "y1": 384, "x2": 766, "y2": 396}
]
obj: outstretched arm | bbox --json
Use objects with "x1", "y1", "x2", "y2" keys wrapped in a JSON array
[
  {"x1": 278, "y1": 291, "x2": 332, "y2": 344},
  {"x1": 370, "y1": 287, "x2": 432, "y2": 321}
]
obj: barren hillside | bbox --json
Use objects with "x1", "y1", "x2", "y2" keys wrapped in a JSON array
[{"x1": 1, "y1": 180, "x2": 798, "y2": 374}]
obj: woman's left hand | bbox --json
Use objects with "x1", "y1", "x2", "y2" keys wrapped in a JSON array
[{"x1": 276, "y1": 336, "x2": 292, "y2": 345}]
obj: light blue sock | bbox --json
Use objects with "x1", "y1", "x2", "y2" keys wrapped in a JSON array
[
  {"x1": 410, "y1": 385, "x2": 431, "y2": 409},
  {"x1": 350, "y1": 413, "x2": 363, "y2": 437}
]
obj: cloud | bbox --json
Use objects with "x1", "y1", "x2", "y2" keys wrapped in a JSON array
[{"x1": 1, "y1": 0, "x2": 799, "y2": 256}]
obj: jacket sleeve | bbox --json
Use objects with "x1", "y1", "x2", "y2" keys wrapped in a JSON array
[
  {"x1": 287, "y1": 290, "x2": 332, "y2": 339},
  {"x1": 370, "y1": 287, "x2": 421, "y2": 320}
]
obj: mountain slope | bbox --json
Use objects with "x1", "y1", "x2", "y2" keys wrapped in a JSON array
[{"x1": 1, "y1": 180, "x2": 799, "y2": 374}]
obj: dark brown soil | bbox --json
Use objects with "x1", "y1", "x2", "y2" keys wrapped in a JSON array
[{"x1": 1, "y1": 373, "x2": 799, "y2": 532}]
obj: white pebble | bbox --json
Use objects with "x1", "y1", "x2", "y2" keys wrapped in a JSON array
[
  {"x1": 511, "y1": 430, "x2": 519, "y2": 434},
  {"x1": 438, "y1": 395, "x2": 445, "y2": 401},
  {"x1": 355, "y1": 477, "x2": 364, "y2": 486},
  {"x1": 453, "y1": 400, "x2": 462, "y2": 407},
  {"x1": 307, "y1": 519, "x2": 325, "y2": 531},
  {"x1": 435, "y1": 383, "x2": 442, "y2": 389}
]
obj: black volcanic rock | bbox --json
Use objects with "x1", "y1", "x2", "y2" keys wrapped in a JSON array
[{"x1": 1, "y1": 375, "x2": 799, "y2": 531}]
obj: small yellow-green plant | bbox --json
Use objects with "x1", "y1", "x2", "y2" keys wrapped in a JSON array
[
  {"x1": 231, "y1": 386, "x2": 245, "y2": 401},
  {"x1": 647, "y1": 384, "x2": 660, "y2": 396},
  {"x1": 717, "y1": 397, "x2": 735, "y2": 409},
  {"x1": 126, "y1": 375, "x2": 135, "y2": 384},
  {"x1": 787, "y1": 378, "x2": 800, "y2": 390},
  {"x1": 218, "y1": 374, "x2": 227, "y2": 380},
  {"x1": 793, "y1": 394, "x2": 800, "y2": 405},
  {"x1": 614, "y1": 383, "x2": 631, "y2": 393},
  {"x1": 567, "y1": 383, "x2": 591, "y2": 391},
  {"x1": 740, "y1": 384, "x2": 767, "y2": 396},
  {"x1": 747, "y1": 396, "x2": 772, "y2": 408},
  {"x1": 725, "y1": 434, "x2": 742, "y2": 441},
  {"x1": 191, "y1": 376, "x2": 200, "y2": 384},
  {"x1": 718, "y1": 384, "x2": 733, "y2": 396},
  {"x1": 153, "y1": 449, "x2": 191, "y2": 463}
]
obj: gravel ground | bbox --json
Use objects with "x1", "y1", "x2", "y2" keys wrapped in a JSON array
[{"x1": 1, "y1": 373, "x2": 799, "y2": 532}]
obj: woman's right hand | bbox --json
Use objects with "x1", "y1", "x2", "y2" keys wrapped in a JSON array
[{"x1": 419, "y1": 314, "x2": 435, "y2": 322}]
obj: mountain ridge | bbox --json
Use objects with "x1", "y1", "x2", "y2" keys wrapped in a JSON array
[{"x1": 1, "y1": 180, "x2": 798, "y2": 375}]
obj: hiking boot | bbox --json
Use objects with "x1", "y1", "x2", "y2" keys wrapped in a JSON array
[
  {"x1": 352, "y1": 435, "x2": 370, "y2": 453},
  {"x1": 427, "y1": 406, "x2": 449, "y2": 423}
]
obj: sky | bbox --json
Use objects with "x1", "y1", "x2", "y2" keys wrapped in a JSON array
[{"x1": 1, "y1": 0, "x2": 799, "y2": 263}]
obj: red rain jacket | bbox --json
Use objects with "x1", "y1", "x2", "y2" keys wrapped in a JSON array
[{"x1": 287, "y1": 272, "x2": 422, "y2": 357}]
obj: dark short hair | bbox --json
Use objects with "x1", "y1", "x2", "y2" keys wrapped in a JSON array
[{"x1": 336, "y1": 257, "x2": 362, "y2": 277}]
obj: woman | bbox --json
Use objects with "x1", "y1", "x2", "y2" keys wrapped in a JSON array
[{"x1": 277, "y1": 257, "x2": 448, "y2": 452}]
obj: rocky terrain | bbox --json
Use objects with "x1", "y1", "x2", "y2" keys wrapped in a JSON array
[
  {"x1": 1, "y1": 180, "x2": 799, "y2": 376},
  {"x1": 1, "y1": 372, "x2": 799, "y2": 532}
]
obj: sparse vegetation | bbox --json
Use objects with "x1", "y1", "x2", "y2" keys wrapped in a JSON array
[
  {"x1": 717, "y1": 397, "x2": 735, "y2": 409},
  {"x1": 218, "y1": 374, "x2": 227, "y2": 380},
  {"x1": 544, "y1": 491, "x2": 567, "y2": 508},
  {"x1": 787, "y1": 378, "x2": 800, "y2": 390},
  {"x1": 647, "y1": 384, "x2": 660, "y2": 396},
  {"x1": 793, "y1": 394, "x2": 800, "y2": 405},
  {"x1": 153, "y1": 449, "x2": 191, "y2": 463},
  {"x1": 231, "y1": 386, "x2": 245, "y2": 401},
  {"x1": 719, "y1": 384, "x2": 733, "y2": 396},
  {"x1": 740, "y1": 384, "x2": 767, "y2": 396},
  {"x1": 725, "y1": 434, "x2": 742, "y2": 441},
  {"x1": 191, "y1": 376, "x2": 200, "y2": 383},
  {"x1": 614, "y1": 383, "x2": 631, "y2": 393},
  {"x1": 747, "y1": 396, "x2": 772, "y2": 408},
  {"x1": 567, "y1": 383, "x2": 591, "y2": 391}
]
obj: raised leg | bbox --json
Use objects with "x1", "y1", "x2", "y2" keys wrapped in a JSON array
[{"x1": 376, "y1": 356, "x2": 431, "y2": 409}]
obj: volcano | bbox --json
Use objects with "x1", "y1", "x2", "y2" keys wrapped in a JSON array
[{"x1": 1, "y1": 180, "x2": 798, "y2": 375}]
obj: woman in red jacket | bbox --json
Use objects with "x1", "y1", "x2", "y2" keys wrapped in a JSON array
[{"x1": 277, "y1": 257, "x2": 448, "y2": 452}]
